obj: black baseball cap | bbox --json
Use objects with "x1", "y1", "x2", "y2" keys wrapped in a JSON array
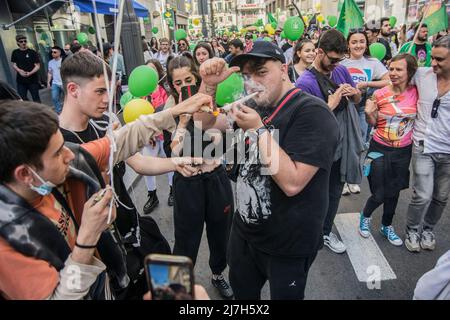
[{"x1": 229, "y1": 41, "x2": 286, "y2": 67}]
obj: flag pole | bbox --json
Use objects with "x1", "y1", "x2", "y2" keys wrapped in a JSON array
[
  {"x1": 408, "y1": 1, "x2": 434, "y2": 54},
  {"x1": 291, "y1": 1, "x2": 307, "y2": 30}
]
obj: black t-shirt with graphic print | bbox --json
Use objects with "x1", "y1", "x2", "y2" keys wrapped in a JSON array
[{"x1": 233, "y1": 89, "x2": 339, "y2": 257}]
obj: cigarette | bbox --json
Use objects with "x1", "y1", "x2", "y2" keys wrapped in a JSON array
[{"x1": 221, "y1": 91, "x2": 260, "y2": 112}]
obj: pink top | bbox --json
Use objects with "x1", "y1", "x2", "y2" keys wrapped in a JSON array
[
  {"x1": 373, "y1": 86, "x2": 418, "y2": 148},
  {"x1": 149, "y1": 85, "x2": 168, "y2": 141}
]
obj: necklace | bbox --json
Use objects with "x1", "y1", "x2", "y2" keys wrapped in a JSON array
[{"x1": 66, "y1": 121, "x2": 100, "y2": 144}]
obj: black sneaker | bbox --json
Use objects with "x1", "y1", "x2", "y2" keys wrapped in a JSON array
[
  {"x1": 167, "y1": 187, "x2": 174, "y2": 207},
  {"x1": 143, "y1": 191, "x2": 159, "y2": 214},
  {"x1": 211, "y1": 275, "x2": 233, "y2": 300}
]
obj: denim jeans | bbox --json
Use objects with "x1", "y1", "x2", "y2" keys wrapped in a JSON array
[
  {"x1": 51, "y1": 83, "x2": 63, "y2": 114},
  {"x1": 406, "y1": 144, "x2": 450, "y2": 231}
]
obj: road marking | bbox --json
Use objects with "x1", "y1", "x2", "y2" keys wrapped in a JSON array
[{"x1": 334, "y1": 213, "x2": 397, "y2": 282}]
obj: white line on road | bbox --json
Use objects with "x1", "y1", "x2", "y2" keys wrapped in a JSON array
[{"x1": 334, "y1": 213, "x2": 397, "y2": 282}]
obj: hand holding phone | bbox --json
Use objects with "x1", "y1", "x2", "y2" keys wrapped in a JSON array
[{"x1": 145, "y1": 254, "x2": 195, "y2": 300}]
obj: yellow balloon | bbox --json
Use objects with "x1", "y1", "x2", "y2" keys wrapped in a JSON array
[
  {"x1": 193, "y1": 18, "x2": 200, "y2": 26},
  {"x1": 315, "y1": 3, "x2": 321, "y2": 11},
  {"x1": 317, "y1": 14, "x2": 325, "y2": 23},
  {"x1": 123, "y1": 99, "x2": 155, "y2": 124},
  {"x1": 265, "y1": 24, "x2": 275, "y2": 35}
]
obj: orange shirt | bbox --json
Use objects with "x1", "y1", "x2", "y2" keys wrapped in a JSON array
[{"x1": 0, "y1": 137, "x2": 110, "y2": 300}]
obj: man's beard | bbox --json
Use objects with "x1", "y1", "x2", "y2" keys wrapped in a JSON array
[
  {"x1": 381, "y1": 30, "x2": 391, "y2": 37},
  {"x1": 418, "y1": 35, "x2": 428, "y2": 42}
]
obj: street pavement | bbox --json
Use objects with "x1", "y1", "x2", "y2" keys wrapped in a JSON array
[
  {"x1": 40, "y1": 89, "x2": 450, "y2": 300},
  {"x1": 129, "y1": 172, "x2": 450, "y2": 300}
]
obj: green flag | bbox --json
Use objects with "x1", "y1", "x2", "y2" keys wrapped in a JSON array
[
  {"x1": 253, "y1": 19, "x2": 264, "y2": 27},
  {"x1": 268, "y1": 13, "x2": 278, "y2": 28},
  {"x1": 424, "y1": 6, "x2": 449, "y2": 36},
  {"x1": 336, "y1": 0, "x2": 364, "y2": 38}
]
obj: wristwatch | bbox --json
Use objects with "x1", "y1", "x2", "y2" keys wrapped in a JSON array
[{"x1": 256, "y1": 124, "x2": 274, "y2": 137}]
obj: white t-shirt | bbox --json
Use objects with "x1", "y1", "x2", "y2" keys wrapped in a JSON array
[
  {"x1": 341, "y1": 56, "x2": 388, "y2": 84},
  {"x1": 411, "y1": 67, "x2": 450, "y2": 154},
  {"x1": 48, "y1": 58, "x2": 62, "y2": 86}
]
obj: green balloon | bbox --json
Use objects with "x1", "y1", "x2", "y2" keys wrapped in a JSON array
[
  {"x1": 77, "y1": 32, "x2": 89, "y2": 45},
  {"x1": 271, "y1": 22, "x2": 277, "y2": 29},
  {"x1": 88, "y1": 26, "x2": 96, "y2": 34},
  {"x1": 327, "y1": 15, "x2": 338, "y2": 27},
  {"x1": 252, "y1": 34, "x2": 257, "y2": 41},
  {"x1": 120, "y1": 91, "x2": 137, "y2": 108},
  {"x1": 128, "y1": 65, "x2": 159, "y2": 97},
  {"x1": 280, "y1": 31, "x2": 286, "y2": 39},
  {"x1": 369, "y1": 43, "x2": 387, "y2": 61},
  {"x1": 175, "y1": 29, "x2": 187, "y2": 41},
  {"x1": 389, "y1": 16, "x2": 397, "y2": 28},
  {"x1": 283, "y1": 16, "x2": 305, "y2": 41},
  {"x1": 152, "y1": 27, "x2": 159, "y2": 34},
  {"x1": 215, "y1": 73, "x2": 244, "y2": 107},
  {"x1": 263, "y1": 37, "x2": 272, "y2": 42}
]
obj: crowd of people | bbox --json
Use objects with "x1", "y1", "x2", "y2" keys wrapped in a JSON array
[{"x1": 1, "y1": 14, "x2": 449, "y2": 300}]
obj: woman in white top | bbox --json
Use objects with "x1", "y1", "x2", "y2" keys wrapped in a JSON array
[
  {"x1": 288, "y1": 39, "x2": 316, "y2": 83},
  {"x1": 340, "y1": 28, "x2": 391, "y2": 195}
]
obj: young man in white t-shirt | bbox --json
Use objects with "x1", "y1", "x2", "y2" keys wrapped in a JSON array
[
  {"x1": 405, "y1": 36, "x2": 450, "y2": 253},
  {"x1": 47, "y1": 46, "x2": 63, "y2": 114}
]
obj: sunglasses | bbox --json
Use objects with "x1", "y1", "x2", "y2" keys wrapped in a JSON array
[
  {"x1": 51, "y1": 51, "x2": 59, "y2": 54},
  {"x1": 431, "y1": 99, "x2": 440, "y2": 119},
  {"x1": 349, "y1": 28, "x2": 365, "y2": 34},
  {"x1": 18, "y1": 39, "x2": 27, "y2": 43},
  {"x1": 323, "y1": 51, "x2": 345, "y2": 64}
]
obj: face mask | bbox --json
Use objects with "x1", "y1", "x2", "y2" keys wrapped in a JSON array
[{"x1": 28, "y1": 167, "x2": 56, "y2": 196}]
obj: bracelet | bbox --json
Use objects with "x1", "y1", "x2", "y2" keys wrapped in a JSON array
[{"x1": 75, "y1": 241, "x2": 97, "y2": 249}]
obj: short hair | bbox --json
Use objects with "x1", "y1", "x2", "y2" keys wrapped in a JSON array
[
  {"x1": 433, "y1": 35, "x2": 450, "y2": 50},
  {"x1": 160, "y1": 37, "x2": 169, "y2": 44},
  {"x1": 167, "y1": 56, "x2": 200, "y2": 101},
  {"x1": 318, "y1": 29, "x2": 348, "y2": 54},
  {"x1": 389, "y1": 53, "x2": 418, "y2": 83},
  {"x1": 230, "y1": 39, "x2": 244, "y2": 51},
  {"x1": 193, "y1": 42, "x2": 214, "y2": 66},
  {"x1": 0, "y1": 80, "x2": 21, "y2": 100},
  {"x1": 380, "y1": 17, "x2": 390, "y2": 27},
  {"x1": 415, "y1": 23, "x2": 428, "y2": 33},
  {"x1": 293, "y1": 39, "x2": 314, "y2": 64},
  {"x1": 0, "y1": 101, "x2": 59, "y2": 183},
  {"x1": 16, "y1": 34, "x2": 26, "y2": 42},
  {"x1": 61, "y1": 51, "x2": 112, "y2": 94}
]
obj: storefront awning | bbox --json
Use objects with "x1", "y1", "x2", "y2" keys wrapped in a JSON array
[{"x1": 73, "y1": 0, "x2": 148, "y2": 18}]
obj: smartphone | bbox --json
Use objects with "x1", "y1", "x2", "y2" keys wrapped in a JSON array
[
  {"x1": 180, "y1": 84, "x2": 199, "y2": 102},
  {"x1": 145, "y1": 254, "x2": 195, "y2": 300}
]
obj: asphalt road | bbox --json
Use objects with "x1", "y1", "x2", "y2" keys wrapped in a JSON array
[{"x1": 129, "y1": 172, "x2": 450, "y2": 300}]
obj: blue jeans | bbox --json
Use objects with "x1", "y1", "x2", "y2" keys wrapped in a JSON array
[
  {"x1": 51, "y1": 83, "x2": 63, "y2": 114},
  {"x1": 406, "y1": 144, "x2": 450, "y2": 231}
]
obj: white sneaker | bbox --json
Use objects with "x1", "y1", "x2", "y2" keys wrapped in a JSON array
[
  {"x1": 405, "y1": 229, "x2": 421, "y2": 253},
  {"x1": 348, "y1": 184, "x2": 361, "y2": 194},
  {"x1": 342, "y1": 183, "x2": 351, "y2": 196},
  {"x1": 420, "y1": 230, "x2": 436, "y2": 251},
  {"x1": 324, "y1": 232, "x2": 347, "y2": 254}
]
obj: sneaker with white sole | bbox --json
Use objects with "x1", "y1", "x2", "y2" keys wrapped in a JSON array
[
  {"x1": 324, "y1": 232, "x2": 347, "y2": 253},
  {"x1": 359, "y1": 213, "x2": 371, "y2": 238},
  {"x1": 348, "y1": 184, "x2": 361, "y2": 194},
  {"x1": 380, "y1": 225, "x2": 403, "y2": 246},
  {"x1": 420, "y1": 229, "x2": 436, "y2": 251},
  {"x1": 405, "y1": 229, "x2": 421, "y2": 252},
  {"x1": 342, "y1": 183, "x2": 351, "y2": 196}
]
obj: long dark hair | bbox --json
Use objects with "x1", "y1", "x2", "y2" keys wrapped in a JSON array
[
  {"x1": 166, "y1": 55, "x2": 200, "y2": 101},
  {"x1": 193, "y1": 42, "x2": 214, "y2": 66},
  {"x1": 347, "y1": 30, "x2": 371, "y2": 58},
  {"x1": 292, "y1": 39, "x2": 314, "y2": 65},
  {"x1": 145, "y1": 58, "x2": 166, "y2": 89}
]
